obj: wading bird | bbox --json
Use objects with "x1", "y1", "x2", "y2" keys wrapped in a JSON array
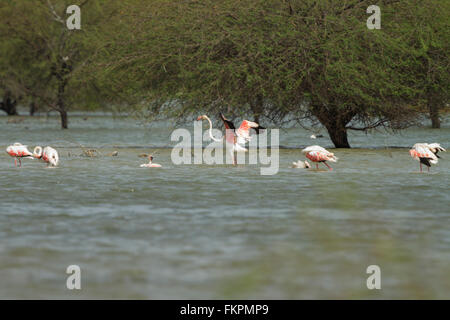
[
  {"x1": 6, "y1": 143, "x2": 34, "y2": 167},
  {"x1": 140, "y1": 155, "x2": 162, "y2": 168},
  {"x1": 292, "y1": 160, "x2": 311, "y2": 169},
  {"x1": 197, "y1": 113, "x2": 265, "y2": 165},
  {"x1": 33, "y1": 146, "x2": 59, "y2": 167},
  {"x1": 409, "y1": 143, "x2": 446, "y2": 172},
  {"x1": 302, "y1": 145, "x2": 338, "y2": 170}
]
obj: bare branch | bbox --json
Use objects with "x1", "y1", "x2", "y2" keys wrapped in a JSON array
[
  {"x1": 46, "y1": 0, "x2": 65, "y2": 24},
  {"x1": 346, "y1": 119, "x2": 389, "y2": 131}
]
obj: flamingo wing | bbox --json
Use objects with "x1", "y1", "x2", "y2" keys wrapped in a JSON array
[
  {"x1": 302, "y1": 145, "x2": 327, "y2": 154},
  {"x1": 303, "y1": 145, "x2": 337, "y2": 162},
  {"x1": 220, "y1": 113, "x2": 240, "y2": 145},
  {"x1": 305, "y1": 151, "x2": 331, "y2": 162},
  {"x1": 7, "y1": 145, "x2": 33, "y2": 158},
  {"x1": 412, "y1": 144, "x2": 437, "y2": 160},
  {"x1": 219, "y1": 113, "x2": 236, "y2": 131},
  {"x1": 427, "y1": 143, "x2": 446, "y2": 157}
]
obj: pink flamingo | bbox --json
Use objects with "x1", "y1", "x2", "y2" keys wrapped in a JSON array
[
  {"x1": 409, "y1": 143, "x2": 445, "y2": 172},
  {"x1": 197, "y1": 113, "x2": 265, "y2": 165},
  {"x1": 33, "y1": 146, "x2": 59, "y2": 167},
  {"x1": 6, "y1": 143, "x2": 34, "y2": 167},
  {"x1": 302, "y1": 145, "x2": 338, "y2": 170}
]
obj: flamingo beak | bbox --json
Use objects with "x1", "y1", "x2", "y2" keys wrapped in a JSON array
[{"x1": 196, "y1": 116, "x2": 203, "y2": 121}]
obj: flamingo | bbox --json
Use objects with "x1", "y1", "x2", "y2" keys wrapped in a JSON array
[
  {"x1": 409, "y1": 143, "x2": 445, "y2": 172},
  {"x1": 302, "y1": 145, "x2": 338, "y2": 171},
  {"x1": 140, "y1": 155, "x2": 162, "y2": 167},
  {"x1": 196, "y1": 113, "x2": 265, "y2": 165},
  {"x1": 6, "y1": 143, "x2": 34, "y2": 167},
  {"x1": 292, "y1": 160, "x2": 311, "y2": 168},
  {"x1": 33, "y1": 146, "x2": 59, "y2": 167}
]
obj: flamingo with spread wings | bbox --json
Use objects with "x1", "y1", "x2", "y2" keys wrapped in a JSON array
[
  {"x1": 6, "y1": 143, "x2": 34, "y2": 167},
  {"x1": 197, "y1": 113, "x2": 265, "y2": 165},
  {"x1": 302, "y1": 145, "x2": 338, "y2": 171},
  {"x1": 409, "y1": 143, "x2": 445, "y2": 172}
]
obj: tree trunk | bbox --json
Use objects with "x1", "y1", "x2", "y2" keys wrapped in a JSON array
[
  {"x1": 0, "y1": 92, "x2": 18, "y2": 116},
  {"x1": 29, "y1": 101, "x2": 37, "y2": 116},
  {"x1": 250, "y1": 94, "x2": 263, "y2": 123},
  {"x1": 325, "y1": 123, "x2": 350, "y2": 148},
  {"x1": 60, "y1": 110, "x2": 68, "y2": 129},
  {"x1": 313, "y1": 105, "x2": 353, "y2": 148},
  {"x1": 428, "y1": 99, "x2": 441, "y2": 129},
  {"x1": 57, "y1": 77, "x2": 68, "y2": 129}
]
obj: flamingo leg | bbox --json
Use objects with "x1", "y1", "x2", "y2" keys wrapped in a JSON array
[
  {"x1": 420, "y1": 163, "x2": 422, "y2": 173},
  {"x1": 229, "y1": 149, "x2": 236, "y2": 166},
  {"x1": 323, "y1": 161, "x2": 332, "y2": 171},
  {"x1": 18, "y1": 158, "x2": 22, "y2": 167},
  {"x1": 427, "y1": 166, "x2": 430, "y2": 172},
  {"x1": 14, "y1": 158, "x2": 17, "y2": 167}
]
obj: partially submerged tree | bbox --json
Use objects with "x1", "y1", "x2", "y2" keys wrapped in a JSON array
[
  {"x1": 402, "y1": 0, "x2": 450, "y2": 128},
  {"x1": 87, "y1": 0, "x2": 449, "y2": 146},
  {"x1": 0, "y1": 88, "x2": 19, "y2": 116},
  {"x1": 0, "y1": 0, "x2": 108, "y2": 128}
]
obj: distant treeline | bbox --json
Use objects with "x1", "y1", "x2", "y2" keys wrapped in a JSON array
[{"x1": 0, "y1": 0, "x2": 448, "y2": 147}]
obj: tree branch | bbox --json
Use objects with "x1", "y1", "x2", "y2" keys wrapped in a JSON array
[
  {"x1": 346, "y1": 119, "x2": 389, "y2": 131},
  {"x1": 46, "y1": 0, "x2": 65, "y2": 24}
]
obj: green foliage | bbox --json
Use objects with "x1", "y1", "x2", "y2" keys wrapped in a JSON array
[
  {"x1": 1, "y1": 0, "x2": 448, "y2": 137},
  {"x1": 0, "y1": 0, "x2": 112, "y2": 125}
]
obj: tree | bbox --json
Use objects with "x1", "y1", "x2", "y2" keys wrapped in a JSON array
[
  {"x1": 0, "y1": 89, "x2": 19, "y2": 116},
  {"x1": 402, "y1": 0, "x2": 450, "y2": 128},
  {"x1": 0, "y1": 0, "x2": 108, "y2": 128},
  {"x1": 91, "y1": 0, "x2": 448, "y2": 146}
]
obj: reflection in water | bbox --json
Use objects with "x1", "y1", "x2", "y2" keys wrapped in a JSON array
[{"x1": 0, "y1": 115, "x2": 449, "y2": 298}]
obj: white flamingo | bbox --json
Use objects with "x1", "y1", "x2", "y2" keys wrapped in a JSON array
[
  {"x1": 292, "y1": 160, "x2": 311, "y2": 168},
  {"x1": 409, "y1": 143, "x2": 445, "y2": 172},
  {"x1": 140, "y1": 155, "x2": 162, "y2": 167},
  {"x1": 197, "y1": 113, "x2": 265, "y2": 165},
  {"x1": 6, "y1": 143, "x2": 34, "y2": 167},
  {"x1": 302, "y1": 145, "x2": 338, "y2": 170},
  {"x1": 33, "y1": 146, "x2": 59, "y2": 167}
]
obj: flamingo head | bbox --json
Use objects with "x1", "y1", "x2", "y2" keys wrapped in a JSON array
[
  {"x1": 49, "y1": 156, "x2": 58, "y2": 166},
  {"x1": 148, "y1": 155, "x2": 154, "y2": 162},
  {"x1": 197, "y1": 115, "x2": 207, "y2": 121},
  {"x1": 304, "y1": 160, "x2": 311, "y2": 168}
]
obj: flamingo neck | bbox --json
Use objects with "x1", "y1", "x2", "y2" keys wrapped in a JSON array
[{"x1": 204, "y1": 116, "x2": 222, "y2": 142}]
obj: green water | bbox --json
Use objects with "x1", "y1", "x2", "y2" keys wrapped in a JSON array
[{"x1": 1, "y1": 114, "x2": 449, "y2": 299}]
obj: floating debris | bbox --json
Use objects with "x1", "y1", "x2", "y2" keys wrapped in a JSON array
[
  {"x1": 7, "y1": 118, "x2": 25, "y2": 124},
  {"x1": 81, "y1": 149, "x2": 100, "y2": 157}
]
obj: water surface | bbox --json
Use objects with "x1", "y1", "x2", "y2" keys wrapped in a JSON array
[{"x1": 1, "y1": 114, "x2": 449, "y2": 298}]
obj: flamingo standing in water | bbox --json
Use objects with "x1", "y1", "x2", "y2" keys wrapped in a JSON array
[
  {"x1": 140, "y1": 155, "x2": 162, "y2": 167},
  {"x1": 409, "y1": 143, "x2": 445, "y2": 172},
  {"x1": 197, "y1": 113, "x2": 265, "y2": 165},
  {"x1": 33, "y1": 146, "x2": 59, "y2": 167},
  {"x1": 6, "y1": 143, "x2": 34, "y2": 167},
  {"x1": 302, "y1": 145, "x2": 338, "y2": 170}
]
